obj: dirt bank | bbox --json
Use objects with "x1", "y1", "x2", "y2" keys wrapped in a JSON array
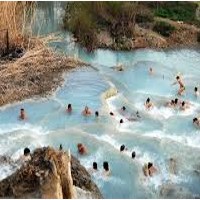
[{"x1": 0, "y1": 36, "x2": 88, "y2": 106}]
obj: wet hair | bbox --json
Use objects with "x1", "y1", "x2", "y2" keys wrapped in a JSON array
[
  {"x1": 120, "y1": 144, "x2": 125, "y2": 152},
  {"x1": 68, "y1": 104, "x2": 72, "y2": 109},
  {"x1": 176, "y1": 76, "x2": 180, "y2": 80},
  {"x1": 93, "y1": 162, "x2": 98, "y2": 170},
  {"x1": 132, "y1": 151, "x2": 136, "y2": 159},
  {"x1": 195, "y1": 87, "x2": 198, "y2": 92},
  {"x1": 21, "y1": 108, "x2": 24, "y2": 111},
  {"x1": 122, "y1": 106, "x2": 126, "y2": 111},
  {"x1": 95, "y1": 111, "x2": 99, "y2": 117},
  {"x1": 174, "y1": 98, "x2": 178, "y2": 104},
  {"x1": 59, "y1": 144, "x2": 63, "y2": 150},
  {"x1": 193, "y1": 118, "x2": 198, "y2": 123},
  {"x1": 24, "y1": 147, "x2": 30, "y2": 156},
  {"x1": 148, "y1": 162, "x2": 153, "y2": 169},
  {"x1": 182, "y1": 101, "x2": 185, "y2": 106},
  {"x1": 110, "y1": 112, "x2": 114, "y2": 116},
  {"x1": 171, "y1": 100, "x2": 175, "y2": 104},
  {"x1": 103, "y1": 161, "x2": 109, "y2": 171},
  {"x1": 146, "y1": 98, "x2": 150, "y2": 103},
  {"x1": 120, "y1": 119, "x2": 124, "y2": 124}
]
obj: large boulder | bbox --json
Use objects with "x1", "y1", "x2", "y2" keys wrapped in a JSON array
[{"x1": 0, "y1": 147, "x2": 102, "y2": 199}]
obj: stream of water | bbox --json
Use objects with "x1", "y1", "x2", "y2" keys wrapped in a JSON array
[{"x1": 1, "y1": 2, "x2": 200, "y2": 198}]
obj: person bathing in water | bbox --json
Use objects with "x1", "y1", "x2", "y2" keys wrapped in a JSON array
[
  {"x1": 172, "y1": 75, "x2": 185, "y2": 96},
  {"x1": 120, "y1": 144, "x2": 128, "y2": 152},
  {"x1": 82, "y1": 106, "x2": 92, "y2": 116},
  {"x1": 166, "y1": 99, "x2": 175, "y2": 108},
  {"x1": 19, "y1": 108, "x2": 27, "y2": 120},
  {"x1": 77, "y1": 143, "x2": 88, "y2": 155},
  {"x1": 66, "y1": 104, "x2": 72, "y2": 113},
  {"x1": 143, "y1": 162, "x2": 157, "y2": 177},
  {"x1": 180, "y1": 101, "x2": 190, "y2": 111},
  {"x1": 103, "y1": 161, "x2": 111, "y2": 176},
  {"x1": 145, "y1": 98, "x2": 154, "y2": 110},
  {"x1": 194, "y1": 87, "x2": 199, "y2": 97},
  {"x1": 193, "y1": 117, "x2": 200, "y2": 127}
]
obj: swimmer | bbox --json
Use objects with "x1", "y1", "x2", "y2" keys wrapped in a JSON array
[
  {"x1": 110, "y1": 112, "x2": 114, "y2": 116},
  {"x1": 95, "y1": 111, "x2": 99, "y2": 117},
  {"x1": 19, "y1": 108, "x2": 27, "y2": 120},
  {"x1": 172, "y1": 75, "x2": 185, "y2": 96},
  {"x1": 103, "y1": 161, "x2": 111, "y2": 176},
  {"x1": 20, "y1": 147, "x2": 31, "y2": 163},
  {"x1": 120, "y1": 144, "x2": 128, "y2": 152},
  {"x1": 132, "y1": 151, "x2": 136, "y2": 159},
  {"x1": 93, "y1": 162, "x2": 98, "y2": 171},
  {"x1": 120, "y1": 119, "x2": 124, "y2": 124},
  {"x1": 180, "y1": 101, "x2": 190, "y2": 111},
  {"x1": 166, "y1": 99, "x2": 175, "y2": 108},
  {"x1": 194, "y1": 87, "x2": 199, "y2": 97},
  {"x1": 67, "y1": 104, "x2": 72, "y2": 113},
  {"x1": 77, "y1": 143, "x2": 87, "y2": 155},
  {"x1": 149, "y1": 67, "x2": 153, "y2": 75},
  {"x1": 174, "y1": 98, "x2": 181, "y2": 107},
  {"x1": 82, "y1": 106, "x2": 92, "y2": 116},
  {"x1": 193, "y1": 117, "x2": 200, "y2": 127},
  {"x1": 143, "y1": 162, "x2": 157, "y2": 177},
  {"x1": 145, "y1": 98, "x2": 154, "y2": 110},
  {"x1": 121, "y1": 106, "x2": 126, "y2": 111}
]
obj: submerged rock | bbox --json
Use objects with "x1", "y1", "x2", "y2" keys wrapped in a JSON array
[{"x1": 0, "y1": 147, "x2": 102, "y2": 199}]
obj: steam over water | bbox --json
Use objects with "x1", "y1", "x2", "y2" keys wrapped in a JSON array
[{"x1": 1, "y1": 2, "x2": 200, "y2": 198}]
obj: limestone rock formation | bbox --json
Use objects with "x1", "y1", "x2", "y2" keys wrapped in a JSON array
[{"x1": 0, "y1": 147, "x2": 102, "y2": 199}]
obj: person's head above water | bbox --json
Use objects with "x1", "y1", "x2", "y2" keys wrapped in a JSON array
[
  {"x1": 146, "y1": 98, "x2": 150, "y2": 103},
  {"x1": 24, "y1": 147, "x2": 30, "y2": 156},
  {"x1": 110, "y1": 112, "x2": 114, "y2": 116},
  {"x1": 122, "y1": 106, "x2": 126, "y2": 111},
  {"x1": 182, "y1": 101, "x2": 185, "y2": 106},
  {"x1": 103, "y1": 161, "x2": 109, "y2": 171},
  {"x1": 93, "y1": 162, "x2": 98, "y2": 170},
  {"x1": 68, "y1": 104, "x2": 72, "y2": 109},
  {"x1": 195, "y1": 87, "x2": 198, "y2": 92},
  {"x1": 132, "y1": 151, "x2": 136, "y2": 159},
  {"x1": 120, "y1": 144, "x2": 125, "y2": 152},
  {"x1": 120, "y1": 119, "x2": 124, "y2": 124},
  {"x1": 95, "y1": 111, "x2": 99, "y2": 117},
  {"x1": 193, "y1": 118, "x2": 198, "y2": 123},
  {"x1": 176, "y1": 76, "x2": 180, "y2": 80},
  {"x1": 148, "y1": 162, "x2": 153, "y2": 169},
  {"x1": 174, "y1": 98, "x2": 178, "y2": 104}
]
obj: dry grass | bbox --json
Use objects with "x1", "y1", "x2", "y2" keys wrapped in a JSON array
[
  {"x1": 0, "y1": 1, "x2": 36, "y2": 52},
  {"x1": 0, "y1": 36, "x2": 88, "y2": 106}
]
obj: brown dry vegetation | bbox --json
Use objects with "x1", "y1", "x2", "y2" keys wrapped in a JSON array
[
  {"x1": 0, "y1": 36, "x2": 88, "y2": 106},
  {"x1": 0, "y1": 1, "x2": 35, "y2": 52}
]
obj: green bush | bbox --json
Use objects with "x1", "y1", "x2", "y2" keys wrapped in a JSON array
[
  {"x1": 153, "y1": 21, "x2": 175, "y2": 37},
  {"x1": 154, "y1": 2, "x2": 198, "y2": 22}
]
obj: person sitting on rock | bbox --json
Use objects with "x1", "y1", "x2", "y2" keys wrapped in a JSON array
[
  {"x1": 77, "y1": 143, "x2": 87, "y2": 155},
  {"x1": 103, "y1": 161, "x2": 111, "y2": 176},
  {"x1": 21, "y1": 147, "x2": 31, "y2": 163},
  {"x1": 82, "y1": 106, "x2": 92, "y2": 116},
  {"x1": 66, "y1": 104, "x2": 72, "y2": 113},
  {"x1": 145, "y1": 98, "x2": 154, "y2": 110},
  {"x1": 19, "y1": 108, "x2": 27, "y2": 120}
]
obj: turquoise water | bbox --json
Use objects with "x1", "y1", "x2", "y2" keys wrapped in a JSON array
[{"x1": 1, "y1": 2, "x2": 200, "y2": 198}]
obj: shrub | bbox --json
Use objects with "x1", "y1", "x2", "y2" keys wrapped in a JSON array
[
  {"x1": 153, "y1": 21, "x2": 175, "y2": 37},
  {"x1": 154, "y1": 2, "x2": 198, "y2": 22}
]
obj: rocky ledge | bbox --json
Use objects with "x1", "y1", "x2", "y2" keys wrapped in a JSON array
[{"x1": 0, "y1": 147, "x2": 102, "y2": 199}]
